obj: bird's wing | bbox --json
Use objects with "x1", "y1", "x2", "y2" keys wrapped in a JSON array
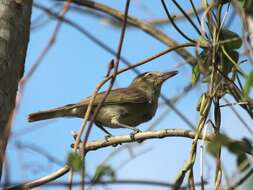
[{"x1": 77, "y1": 88, "x2": 149, "y2": 106}]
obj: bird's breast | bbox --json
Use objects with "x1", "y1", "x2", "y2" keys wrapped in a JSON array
[{"x1": 94, "y1": 100, "x2": 158, "y2": 128}]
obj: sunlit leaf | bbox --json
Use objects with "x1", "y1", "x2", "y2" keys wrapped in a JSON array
[
  {"x1": 193, "y1": 51, "x2": 210, "y2": 84},
  {"x1": 192, "y1": 63, "x2": 201, "y2": 85},
  {"x1": 67, "y1": 152, "x2": 83, "y2": 171},
  {"x1": 243, "y1": 69, "x2": 253, "y2": 99},
  {"x1": 92, "y1": 164, "x2": 116, "y2": 183}
]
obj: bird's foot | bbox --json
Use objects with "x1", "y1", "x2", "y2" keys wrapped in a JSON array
[
  {"x1": 104, "y1": 135, "x2": 121, "y2": 147},
  {"x1": 130, "y1": 128, "x2": 141, "y2": 141},
  {"x1": 104, "y1": 134, "x2": 113, "y2": 142},
  {"x1": 70, "y1": 131, "x2": 83, "y2": 148}
]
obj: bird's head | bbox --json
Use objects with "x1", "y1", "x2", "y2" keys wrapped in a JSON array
[{"x1": 129, "y1": 71, "x2": 178, "y2": 92}]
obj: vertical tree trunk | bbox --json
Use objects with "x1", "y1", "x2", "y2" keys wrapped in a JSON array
[{"x1": 0, "y1": 0, "x2": 33, "y2": 180}]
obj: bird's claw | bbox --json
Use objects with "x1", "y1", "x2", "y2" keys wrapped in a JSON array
[
  {"x1": 130, "y1": 129, "x2": 141, "y2": 141},
  {"x1": 105, "y1": 134, "x2": 113, "y2": 142},
  {"x1": 104, "y1": 135, "x2": 120, "y2": 147}
]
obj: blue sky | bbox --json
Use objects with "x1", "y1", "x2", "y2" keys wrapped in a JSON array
[{"x1": 4, "y1": 1, "x2": 253, "y2": 189}]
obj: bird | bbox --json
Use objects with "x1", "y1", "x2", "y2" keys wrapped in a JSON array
[{"x1": 27, "y1": 71, "x2": 178, "y2": 136}]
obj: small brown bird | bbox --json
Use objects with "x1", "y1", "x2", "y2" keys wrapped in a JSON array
[{"x1": 28, "y1": 71, "x2": 178, "y2": 135}]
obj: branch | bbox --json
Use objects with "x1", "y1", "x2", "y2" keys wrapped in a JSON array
[
  {"x1": 84, "y1": 129, "x2": 213, "y2": 151},
  {"x1": 6, "y1": 128, "x2": 213, "y2": 190},
  {"x1": 5, "y1": 179, "x2": 207, "y2": 189},
  {"x1": 67, "y1": 4, "x2": 204, "y2": 27},
  {"x1": 57, "y1": 0, "x2": 196, "y2": 66}
]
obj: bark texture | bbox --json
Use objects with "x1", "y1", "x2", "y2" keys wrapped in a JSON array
[{"x1": 0, "y1": 0, "x2": 33, "y2": 179}]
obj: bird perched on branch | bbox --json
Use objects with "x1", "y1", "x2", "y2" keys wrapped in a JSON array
[{"x1": 28, "y1": 71, "x2": 178, "y2": 136}]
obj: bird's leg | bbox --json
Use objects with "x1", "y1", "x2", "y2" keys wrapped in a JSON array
[
  {"x1": 111, "y1": 117, "x2": 141, "y2": 140},
  {"x1": 95, "y1": 122, "x2": 121, "y2": 147},
  {"x1": 95, "y1": 122, "x2": 113, "y2": 140}
]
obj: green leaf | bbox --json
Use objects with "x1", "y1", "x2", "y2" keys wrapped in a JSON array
[
  {"x1": 192, "y1": 51, "x2": 210, "y2": 84},
  {"x1": 243, "y1": 69, "x2": 253, "y2": 99},
  {"x1": 221, "y1": 46, "x2": 245, "y2": 76},
  {"x1": 197, "y1": 51, "x2": 209, "y2": 73},
  {"x1": 221, "y1": 49, "x2": 239, "y2": 75},
  {"x1": 67, "y1": 152, "x2": 83, "y2": 171},
  {"x1": 196, "y1": 93, "x2": 204, "y2": 111},
  {"x1": 220, "y1": 29, "x2": 242, "y2": 49},
  {"x1": 236, "y1": 153, "x2": 250, "y2": 172},
  {"x1": 92, "y1": 164, "x2": 116, "y2": 183},
  {"x1": 192, "y1": 63, "x2": 201, "y2": 84}
]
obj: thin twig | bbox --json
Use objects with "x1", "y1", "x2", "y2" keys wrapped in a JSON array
[
  {"x1": 189, "y1": 0, "x2": 201, "y2": 25},
  {"x1": 64, "y1": 4, "x2": 205, "y2": 27},
  {"x1": 33, "y1": 2, "x2": 139, "y2": 74},
  {"x1": 14, "y1": 141, "x2": 64, "y2": 166},
  {"x1": 148, "y1": 7, "x2": 204, "y2": 26},
  {"x1": 227, "y1": 167, "x2": 253, "y2": 190},
  {"x1": 223, "y1": 97, "x2": 253, "y2": 136},
  {"x1": 161, "y1": 0, "x2": 197, "y2": 43},
  {"x1": 57, "y1": 0, "x2": 196, "y2": 66},
  {"x1": 171, "y1": 0, "x2": 202, "y2": 35}
]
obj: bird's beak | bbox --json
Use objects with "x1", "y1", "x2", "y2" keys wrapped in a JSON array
[{"x1": 161, "y1": 71, "x2": 178, "y2": 81}]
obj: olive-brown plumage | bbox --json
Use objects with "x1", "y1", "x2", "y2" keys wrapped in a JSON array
[{"x1": 28, "y1": 71, "x2": 178, "y2": 134}]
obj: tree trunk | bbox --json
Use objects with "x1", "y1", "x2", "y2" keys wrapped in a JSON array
[{"x1": 0, "y1": 0, "x2": 33, "y2": 180}]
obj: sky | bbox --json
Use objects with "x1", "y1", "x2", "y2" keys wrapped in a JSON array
[{"x1": 3, "y1": 0, "x2": 253, "y2": 190}]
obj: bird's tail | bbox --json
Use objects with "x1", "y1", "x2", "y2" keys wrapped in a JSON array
[{"x1": 27, "y1": 104, "x2": 83, "y2": 122}]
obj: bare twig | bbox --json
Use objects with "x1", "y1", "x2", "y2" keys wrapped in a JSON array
[
  {"x1": 161, "y1": 0, "x2": 197, "y2": 43},
  {"x1": 57, "y1": 0, "x2": 196, "y2": 66},
  {"x1": 66, "y1": 3, "x2": 204, "y2": 27},
  {"x1": 5, "y1": 179, "x2": 207, "y2": 190},
  {"x1": 223, "y1": 97, "x2": 253, "y2": 136},
  {"x1": 14, "y1": 141, "x2": 64, "y2": 166},
  {"x1": 227, "y1": 167, "x2": 253, "y2": 190},
  {"x1": 171, "y1": 0, "x2": 202, "y2": 35}
]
